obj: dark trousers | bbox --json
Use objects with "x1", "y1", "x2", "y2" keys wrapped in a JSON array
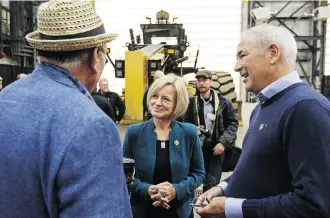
[{"x1": 202, "y1": 145, "x2": 225, "y2": 193}]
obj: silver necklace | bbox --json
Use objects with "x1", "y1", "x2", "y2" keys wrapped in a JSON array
[{"x1": 161, "y1": 140, "x2": 166, "y2": 149}]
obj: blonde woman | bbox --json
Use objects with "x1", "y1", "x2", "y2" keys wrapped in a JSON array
[{"x1": 123, "y1": 74, "x2": 205, "y2": 218}]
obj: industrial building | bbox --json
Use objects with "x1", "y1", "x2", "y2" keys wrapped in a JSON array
[{"x1": 0, "y1": 1, "x2": 330, "y2": 217}]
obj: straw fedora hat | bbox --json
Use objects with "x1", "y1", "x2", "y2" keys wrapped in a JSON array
[{"x1": 26, "y1": 0, "x2": 117, "y2": 51}]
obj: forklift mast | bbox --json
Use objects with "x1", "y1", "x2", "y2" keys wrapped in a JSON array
[{"x1": 139, "y1": 10, "x2": 194, "y2": 74}]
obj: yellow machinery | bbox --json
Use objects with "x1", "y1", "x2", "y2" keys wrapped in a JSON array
[
  {"x1": 116, "y1": 44, "x2": 166, "y2": 124},
  {"x1": 111, "y1": 10, "x2": 192, "y2": 124},
  {"x1": 109, "y1": 10, "x2": 242, "y2": 125}
]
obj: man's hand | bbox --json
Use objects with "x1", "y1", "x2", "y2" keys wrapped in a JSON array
[
  {"x1": 196, "y1": 197, "x2": 227, "y2": 218},
  {"x1": 213, "y1": 143, "x2": 225, "y2": 155},
  {"x1": 195, "y1": 186, "x2": 224, "y2": 207},
  {"x1": 197, "y1": 126, "x2": 201, "y2": 135}
]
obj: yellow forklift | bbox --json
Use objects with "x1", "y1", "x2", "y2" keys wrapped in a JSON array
[{"x1": 107, "y1": 10, "x2": 241, "y2": 125}]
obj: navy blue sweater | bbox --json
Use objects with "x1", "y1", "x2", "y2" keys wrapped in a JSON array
[{"x1": 225, "y1": 83, "x2": 330, "y2": 218}]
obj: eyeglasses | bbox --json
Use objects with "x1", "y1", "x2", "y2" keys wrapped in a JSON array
[
  {"x1": 151, "y1": 95, "x2": 172, "y2": 107},
  {"x1": 99, "y1": 48, "x2": 109, "y2": 65}
]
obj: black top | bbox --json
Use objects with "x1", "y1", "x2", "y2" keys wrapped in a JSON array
[
  {"x1": 142, "y1": 88, "x2": 149, "y2": 114},
  {"x1": 143, "y1": 88, "x2": 152, "y2": 119},
  {"x1": 98, "y1": 91, "x2": 126, "y2": 122},
  {"x1": 91, "y1": 92, "x2": 115, "y2": 122},
  {"x1": 145, "y1": 140, "x2": 179, "y2": 218}
]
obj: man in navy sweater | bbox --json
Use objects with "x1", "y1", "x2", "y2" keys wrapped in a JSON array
[{"x1": 196, "y1": 24, "x2": 330, "y2": 218}]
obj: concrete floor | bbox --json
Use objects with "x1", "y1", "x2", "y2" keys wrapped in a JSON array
[{"x1": 117, "y1": 103, "x2": 256, "y2": 217}]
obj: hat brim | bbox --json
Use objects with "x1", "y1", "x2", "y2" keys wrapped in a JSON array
[
  {"x1": 195, "y1": 75, "x2": 211, "y2": 79},
  {"x1": 26, "y1": 31, "x2": 118, "y2": 51}
]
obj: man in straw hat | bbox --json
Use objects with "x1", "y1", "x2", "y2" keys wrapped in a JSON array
[{"x1": 0, "y1": 0, "x2": 132, "y2": 217}]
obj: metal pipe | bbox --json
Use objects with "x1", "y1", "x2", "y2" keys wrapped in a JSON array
[
  {"x1": 312, "y1": 1, "x2": 318, "y2": 79},
  {"x1": 106, "y1": 53, "x2": 115, "y2": 69},
  {"x1": 297, "y1": 56, "x2": 312, "y2": 86},
  {"x1": 267, "y1": 1, "x2": 291, "y2": 24},
  {"x1": 161, "y1": 54, "x2": 170, "y2": 71},
  {"x1": 272, "y1": 17, "x2": 313, "y2": 50},
  {"x1": 287, "y1": 1, "x2": 310, "y2": 18},
  {"x1": 255, "y1": 1, "x2": 264, "y2": 7},
  {"x1": 321, "y1": 21, "x2": 326, "y2": 76},
  {"x1": 0, "y1": 1, "x2": 2, "y2": 53},
  {"x1": 129, "y1": 29, "x2": 135, "y2": 45},
  {"x1": 194, "y1": 49, "x2": 199, "y2": 69}
]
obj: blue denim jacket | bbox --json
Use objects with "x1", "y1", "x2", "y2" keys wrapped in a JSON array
[{"x1": 0, "y1": 63, "x2": 132, "y2": 217}]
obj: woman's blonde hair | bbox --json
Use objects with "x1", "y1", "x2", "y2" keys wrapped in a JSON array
[{"x1": 147, "y1": 74, "x2": 189, "y2": 119}]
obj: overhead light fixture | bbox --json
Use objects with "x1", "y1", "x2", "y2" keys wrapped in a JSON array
[
  {"x1": 313, "y1": 6, "x2": 330, "y2": 20},
  {"x1": 115, "y1": 60, "x2": 125, "y2": 78},
  {"x1": 156, "y1": 10, "x2": 169, "y2": 20},
  {"x1": 148, "y1": 60, "x2": 161, "y2": 70},
  {"x1": 148, "y1": 60, "x2": 161, "y2": 77},
  {"x1": 149, "y1": 70, "x2": 156, "y2": 77},
  {"x1": 178, "y1": 44, "x2": 187, "y2": 53},
  {"x1": 115, "y1": 60, "x2": 124, "y2": 69},
  {"x1": 115, "y1": 70, "x2": 124, "y2": 78},
  {"x1": 167, "y1": 48, "x2": 175, "y2": 54},
  {"x1": 250, "y1": 7, "x2": 277, "y2": 21}
]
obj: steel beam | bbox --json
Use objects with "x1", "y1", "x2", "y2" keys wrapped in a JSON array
[{"x1": 246, "y1": 0, "x2": 329, "y2": 99}]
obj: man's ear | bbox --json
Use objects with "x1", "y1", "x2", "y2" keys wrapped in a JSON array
[
  {"x1": 89, "y1": 47, "x2": 99, "y2": 74},
  {"x1": 268, "y1": 44, "x2": 280, "y2": 65}
]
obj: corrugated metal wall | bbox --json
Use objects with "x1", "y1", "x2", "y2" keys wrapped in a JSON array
[{"x1": 95, "y1": 0, "x2": 242, "y2": 97}]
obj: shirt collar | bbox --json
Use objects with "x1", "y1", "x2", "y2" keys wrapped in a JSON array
[
  {"x1": 257, "y1": 71, "x2": 302, "y2": 103},
  {"x1": 200, "y1": 92, "x2": 213, "y2": 103},
  {"x1": 41, "y1": 62, "x2": 94, "y2": 102}
]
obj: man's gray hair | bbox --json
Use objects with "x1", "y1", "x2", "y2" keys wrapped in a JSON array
[
  {"x1": 99, "y1": 78, "x2": 108, "y2": 85},
  {"x1": 17, "y1": 73, "x2": 28, "y2": 80},
  {"x1": 154, "y1": 70, "x2": 165, "y2": 79},
  {"x1": 37, "y1": 45, "x2": 105, "y2": 70},
  {"x1": 241, "y1": 24, "x2": 297, "y2": 67}
]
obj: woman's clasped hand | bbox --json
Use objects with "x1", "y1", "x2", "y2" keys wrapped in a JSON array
[{"x1": 148, "y1": 182, "x2": 176, "y2": 209}]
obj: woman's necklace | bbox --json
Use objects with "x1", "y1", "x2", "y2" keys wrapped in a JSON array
[{"x1": 161, "y1": 140, "x2": 166, "y2": 149}]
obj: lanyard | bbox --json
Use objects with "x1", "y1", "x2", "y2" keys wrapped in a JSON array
[{"x1": 195, "y1": 96, "x2": 216, "y2": 134}]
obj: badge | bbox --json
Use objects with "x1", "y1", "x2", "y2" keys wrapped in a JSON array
[
  {"x1": 207, "y1": 113, "x2": 216, "y2": 121},
  {"x1": 174, "y1": 140, "x2": 179, "y2": 146},
  {"x1": 259, "y1": 124, "x2": 264, "y2": 130}
]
